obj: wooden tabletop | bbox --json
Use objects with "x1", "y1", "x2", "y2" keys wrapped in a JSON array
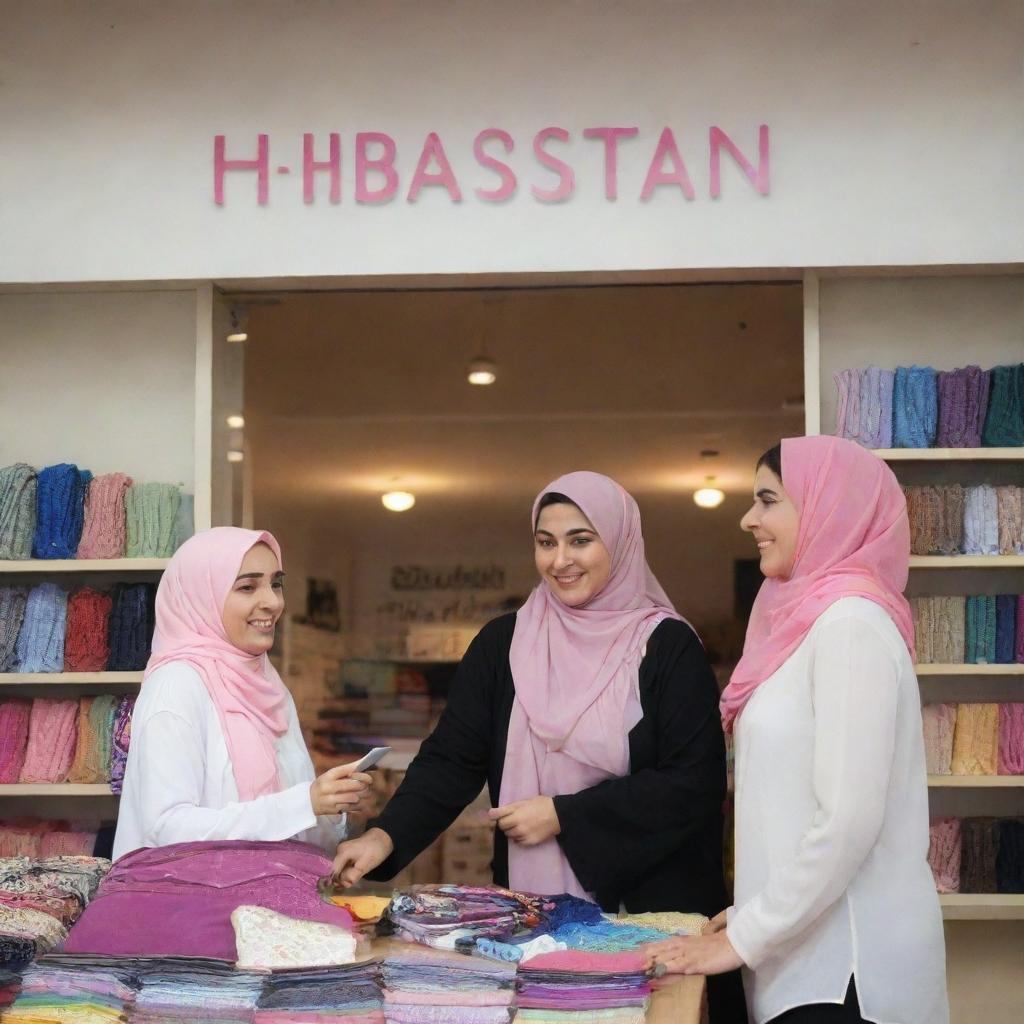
[{"x1": 367, "y1": 937, "x2": 706, "y2": 1024}]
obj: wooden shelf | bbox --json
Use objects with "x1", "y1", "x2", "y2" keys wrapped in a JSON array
[
  {"x1": 916, "y1": 664, "x2": 1024, "y2": 676},
  {"x1": 940, "y1": 894, "x2": 1024, "y2": 920},
  {"x1": 909, "y1": 555, "x2": 1024, "y2": 568},
  {"x1": 0, "y1": 784, "x2": 114, "y2": 796},
  {"x1": 0, "y1": 672, "x2": 143, "y2": 684},
  {"x1": 874, "y1": 448, "x2": 1024, "y2": 461},
  {"x1": 928, "y1": 775, "x2": 1024, "y2": 787},
  {"x1": 0, "y1": 558, "x2": 169, "y2": 573}
]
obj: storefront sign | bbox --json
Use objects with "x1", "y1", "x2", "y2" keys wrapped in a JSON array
[
  {"x1": 390, "y1": 564, "x2": 507, "y2": 592},
  {"x1": 214, "y1": 125, "x2": 769, "y2": 206}
]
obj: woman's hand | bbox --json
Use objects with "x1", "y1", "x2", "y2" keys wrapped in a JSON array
[
  {"x1": 707, "y1": 909, "x2": 729, "y2": 934},
  {"x1": 331, "y1": 828, "x2": 394, "y2": 888},
  {"x1": 643, "y1": 930, "x2": 744, "y2": 976},
  {"x1": 488, "y1": 796, "x2": 560, "y2": 846},
  {"x1": 309, "y1": 762, "x2": 374, "y2": 816}
]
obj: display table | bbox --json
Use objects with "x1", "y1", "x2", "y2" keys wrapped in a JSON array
[{"x1": 368, "y1": 937, "x2": 707, "y2": 1024}]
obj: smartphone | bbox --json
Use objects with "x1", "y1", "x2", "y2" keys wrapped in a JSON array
[{"x1": 352, "y1": 746, "x2": 392, "y2": 772}]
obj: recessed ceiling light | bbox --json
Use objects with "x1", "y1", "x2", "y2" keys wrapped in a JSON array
[
  {"x1": 467, "y1": 356, "x2": 497, "y2": 386},
  {"x1": 382, "y1": 490, "x2": 416, "y2": 512},
  {"x1": 226, "y1": 414, "x2": 245, "y2": 429},
  {"x1": 227, "y1": 450, "x2": 244, "y2": 463}
]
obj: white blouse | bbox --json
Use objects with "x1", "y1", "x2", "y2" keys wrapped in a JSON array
[
  {"x1": 727, "y1": 597, "x2": 948, "y2": 1024},
  {"x1": 112, "y1": 660, "x2": 344, "y2": 861}
]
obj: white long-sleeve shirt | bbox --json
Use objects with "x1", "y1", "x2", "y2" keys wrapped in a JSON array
[
  {"x1": 112, "y1": 659, "x2": 344, "y2": 861},
  {"x1": 727, "y1": 597, "x2": 948, "y2": 1024}
]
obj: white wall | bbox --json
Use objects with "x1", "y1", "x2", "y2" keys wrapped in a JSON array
[
  {"x1": 0, "y1": 291, "x2": 198, "y2": 486},
  {"x1": 2, "y1": 0, "x2": 1022, "y2": 283}
]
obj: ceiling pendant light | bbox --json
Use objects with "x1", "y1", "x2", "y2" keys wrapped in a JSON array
[
  {"x1": 694, "y1": 476, "x2": 725, "y2": 509},
  {"x1": 382, "y1": 490, "x2": 416, "y2": 512},
  {"x1": 467, "y1": 356, "x2": 497, "y2": 386},
  {"x1": 227, "y1": 305, "x2": 249, "y2": 343}
]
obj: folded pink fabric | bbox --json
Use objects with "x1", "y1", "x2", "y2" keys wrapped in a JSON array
[
  {"x1": 78, "y1": 472, "x2": 132, "y2": 559},
  {"x1": 520, "y1": 950, "x2": 648, "y2": 974},
  {"x1": 928, "y1": 817, "x2": 961, "y2": 893},
  {"x1": 19, "y1": 698, "x2": 79, "y2": 783},
  {"x1": 40, "y1": 830, "x2": 96, "y2": 857},
  {"x1": 0, "y1": 698, "x2": 32, "y2": 783},
  {"x1": 0, "y1": 823, "x2": 44, "y2": 857},
  {"x1": 998, "y1": 703, "x2": 1024, "y2": 775},
  {"x1": 254, "y1": 1015, "x2": 383, "y2": 1024},
  {"x1": 383, "y1": 991, "x2": 515, "y2": 1007}
]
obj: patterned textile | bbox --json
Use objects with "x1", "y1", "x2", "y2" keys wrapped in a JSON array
[{"x1": 232, "y1": 905, "x2": 357, "y2": 969}]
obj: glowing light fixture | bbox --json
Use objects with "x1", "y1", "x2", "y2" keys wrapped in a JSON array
[
  {"x1": 382, "y1": 490, "x2": 416, "y2": 512},
  {"x1": 227, "y1": 450, "x2": 244, "y2": 464},
  {"x1": 467, "y1": 356, "x2": 497, "y2": 386},
  {"x1": 226, "y1": 414, "x2": 245, "y2": 429},
  {"x1": 227, "y1": 306, "x2": 249, "y2": 343},
  {"x1": 693, "y1": 477, "x2": 725, "y2": 509}
]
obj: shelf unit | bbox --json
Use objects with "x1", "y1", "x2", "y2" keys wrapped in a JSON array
[
  {"x1": 0, "y1": 672, "x2": 144, "y2": 685},
  {"x1": 0, "y1": 558, "x2": 169, "y2": 573},
  {"x1": 807, "y1": 269, "x2": 1024, "y2": 928},
  {"x1": 0, "y1": 784, "x2": 113, "y2": 797}
]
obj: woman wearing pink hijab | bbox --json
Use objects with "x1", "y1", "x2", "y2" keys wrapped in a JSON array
[
  {"x1": 112, "y1": 527, "x2": 372, "y2": 861},
  {"x1": 646, "y1": 437, "x2": 948, "y2": 1024},
  {"x1": 334, "y1": 471, "x2": 745, "y2": 1020}
]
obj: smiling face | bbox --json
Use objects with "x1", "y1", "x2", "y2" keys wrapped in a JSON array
[
  {"x1": 221, "y1": 542, "x2": 286, "y2": 655},
  {"x1": 534, "y1": 501, "x2": 613, "y2": 608},
  {"x1": 740, "y1": 464, "x2": 801, "y2": 580}
]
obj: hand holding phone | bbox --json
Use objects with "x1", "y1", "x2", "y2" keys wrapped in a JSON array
[{"x1": 352, "y1": 746, "x2": 392, "y2": 772}]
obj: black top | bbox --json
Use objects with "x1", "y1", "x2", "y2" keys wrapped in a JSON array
[{"x1": 368, "y1": 612, "x2": 729, "y2": 917}]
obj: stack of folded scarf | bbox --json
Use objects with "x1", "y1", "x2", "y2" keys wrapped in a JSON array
[
  {"x1": 996, "y1": 820, "x2": 1024, "y2": 893},
  {"x1": 893, "y1": 366, "x2": 938, "y2": 448},
  {"x1": 516, "y1": 950, "x2": 652, "y2": 1024},
  {"x1": 126, "y1": 483, "x2": 182, "y2": 558},
  {"x1": 904, "y1": 485, "x2": 965, "y2": 555},
  {"x1": 77, "y1": 473, "x2": 133, "y2": 560},
  {"x1": 19, "y1": 699, "x2": 79, "y2": 784},
  {"x1": 256, "y1": 959, "x2": 384, "y2": 1024},
  {"x1": 996, "y1": 486, "x2": 1024, "y2": 554},
  {"x1": 963, "y1": 485, "x2": 1000, "y2": 555},
  {"x1": 107, "y1": 584, "x2": 155, "y2": 671},
  {"x1": 14, "y1": 584, "x2": 67, "y2": 673},
  {"x1": 922, "y1": 703, "x2": 957, "y2": 775},
  {"x1": 133, "y1": 957, "x2": 264, "y2": 1024},
  {"x1": 0, "y1": 588, "x2": 29, "y2": 671},
  {"x1": 998, "y1": 703, "x2": 1024, "y2": 775},
  {"x1": 912, "y1": 597, "x2": 966, "y2": 664},
  {"x1": 928, "y1": 818, "x2": 962, "y2": 893},
  {"x1": 936, "y1": 366, "x2": 991, "y2": 447},
  {"x1": 960, "y1": 818, "x2": 1001, "y2": 893},
  {"x1": 0, "y1": 464, "x2": 38, "y2": 560},
  {"x1": 381, "y1": 945, "x2": 515, "y2": 1024},
  {"x1": 67, "y1": 696, "x2": 118, "y2": 785},
  {"x1": 0, "y1": 700, "x2": 32, "y2": 783},
  {"x1": 834, "y1": 367, "x2": 894, "y2": 448},
  {"x1": 981, "y1": 363, "x2": 1024, "y2": 446},
  {"x1": 109, "y1": 697, "x2": 136, "y2": 795},
  {"x1": 995, "y1": 596, "x2": 1019, "y2": 664},
  {"x1": 949, "y1": 703, "x2": 1000, "y2": 775},
  {"x1": 0, "y1": 821, "x2": 97, "y2": 859},
  {"x1": 3, "y1": 953, "x2": 136, "y2": 1024},
  {"x1": 31, "y1": 464, "x2": 92, "y2": 560},
  {"x1": 63, "y1": 588, "x2": 113, "y2": 672},
  {"x1": 966, "y1": 596, "x2": 997, "y2": 664}
]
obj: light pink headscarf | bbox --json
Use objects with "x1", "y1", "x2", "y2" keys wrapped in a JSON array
[
  {"x1": 145, "y1": 527, "x2": 289, "y2": 801},
  {"x1": 500, "y1": 471, "x2": 683, "y2": 898},
  {"x1": 720, "y1": 435, "x2": 915, "y2": 734}
]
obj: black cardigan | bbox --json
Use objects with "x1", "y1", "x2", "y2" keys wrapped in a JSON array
[{"x1": 368, "y1": 612, "x2": 729, "y2": 917}]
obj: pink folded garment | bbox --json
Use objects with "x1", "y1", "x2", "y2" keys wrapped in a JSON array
[
  {"x1": 520, "y1": 950, "x2": 648, "y2": 974},
  {"x1": 928, "y1": 818, "x2": 961, "y2": 893},
  {"x1": 19, "y1": 698, "x2": 78, "y2": 783},
  {"x1": 0, "y1": 699, "x2": 32, "y2": 783},
  {"x1": 998, "y1": 703, "x2": 1024, "y2": 775},
  {"x1": 383, "y1": 991, "x2": 514, "y2": 1007},
  {"x1": 255, "y1": 1015, "x2": 384, "y2": 1024},
  {"x1": 40, "y1": 830, "x2": 96, "y2": 857}
]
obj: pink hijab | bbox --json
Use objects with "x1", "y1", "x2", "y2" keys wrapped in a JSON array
[
  {"x1": 145, "y1": 527, "x2": 290, "y2": 801},
  {"x1": 500, "y1": 471, "x2": 683, "y2": 897},
  {"x1": 720, "y1": 435, "x2": 915, "y2": 733}
]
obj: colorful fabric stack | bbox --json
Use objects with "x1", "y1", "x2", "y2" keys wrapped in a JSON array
[
  {"x1": 928, "y1": 818, "x2": 962, "y2": 893},
  {"x1": 833, "y1": 366, "x2": 894, "y2": 448},
  {"x1": 133, "y1": 957, "x2": 263, "y2": 1024},
  {"x1": 19, "y1": 699, "x2": 79, "y2": 784},
  {"x1": 981, "y1": 363, "x2": 1024, "y2": 446},
  {"x1": 109, "y1": 697, "x2": 136, "y2": 795},
  {"x1": 125, "y1": 483, "x2": 182, "y2": 558},
  {"x1": 904, "y1": 485, "x2": 964, "y2": 555},
  {"x1": 924, "y1": 703, "x2": 1024, "y2": 776},
  {"x1": 963, "y1": 485, "x2": 1000, "y2": 555},
  {"x1": 936, "y1": 366, "x2": 991, "y2": 448},
  {"x1": 256, "y1": 959, "x2": 383, "y2": 1024},
  {"x1": 995, "y1": 595, "x2": 1019, "y2": 663},
  {"x1": 381, "y1": 946, "x2": 515, "y2": 1024},
  {"x1": 998, "y1": 703, "x2": 1024, "y2": 775},
  {"x1": 64, "y1": 588, "x2": 113, "y2": 672},
  {"x1": 996, "y1": 486, "x2": 1024, "y2": 554},
  {"x1": 965, "y1": 595, "x2": 997, "y2": 664},
  {"x1": 0, "y1": 856, "x2": 110, "y2": 967},
  {"x1": 949, "y1": 703, "x2": 1000, "y2": 775},
  {"x1": 32, "y1": 464, "x2": 92, "y2": 560},
  {"x1": 0, "y1": 821, "x2": 97, "y2": 859},
  {"x1": 3, "y1": 953, "x2": 135, "y2": 1024},
  {"x1": 67, "y1": 696, "x2": 119, "y2": 785},
  {"x1": 78, "y1": 474, "x2": 133, "y2": 560},
  {"x1": 14, "y1": 584, "x2": 68, "y2": 673},
  {"x1": 892, "y1": 366, "x2": 938, "y2": 448},
  {"x1": 922, "y1": 703, "x2": 957, "y2": 775},
  {"x1": 63, "y1": 840, "x2": 353, "y2": 961},
  {"x1": 0, "y1": 464, "x2": 38, "y2": 560},
  {"x1": 913, "y1": 594, "x2": 1024, "y2": 665},
  {"x1": 0, "y1": 700, "x2": 32, "y2": 783},
  {"x1": 516, "y1": 950, "x2": 652, "y2": 1022}
]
